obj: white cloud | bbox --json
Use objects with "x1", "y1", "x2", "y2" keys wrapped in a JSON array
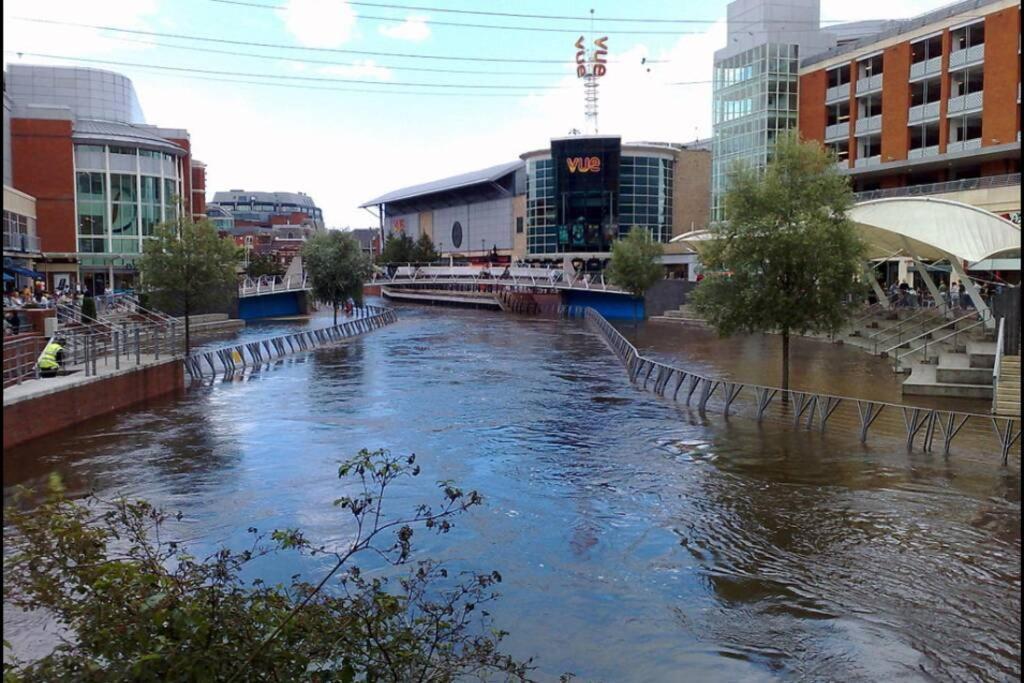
[
  {"x1": 276, "y1": 0, "x2": 357, "y2": 49},
  {"x1": 320, "y1": 59, "x2": 392, "y2": 81},
  {"x1": 378, "y1": 15, "x2": 430, "y2": 42},
  {"x1": 2, "y1": 0, "x2": 160, "y2": 63}
]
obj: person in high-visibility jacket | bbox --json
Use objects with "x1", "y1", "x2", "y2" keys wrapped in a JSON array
[{"x1": 37, "y1": 336, "x2": 66, "y2": 378}]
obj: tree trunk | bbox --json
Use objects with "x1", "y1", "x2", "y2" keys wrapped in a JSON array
[
  {"x1": 184, "y1": 297, "x2": 191, "y2": 355},
  {"x1": 333, "y1": 301, "x2": 338, "y2": 326},
  {"x1": 781, "y1": 329, "x2": 790, "y2": 403}
]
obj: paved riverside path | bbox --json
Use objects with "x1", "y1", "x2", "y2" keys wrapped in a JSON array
[{"x1": 3, "y1": 354, "x2": 178, "y2": 407}]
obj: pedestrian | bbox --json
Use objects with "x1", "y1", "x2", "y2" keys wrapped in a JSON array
[
  {"x1": 898, "y1": 280, "x2": 910, "y2": 307},
  {"x1": 36, "y1": 335, "x2": 66, "y2": 378},
  {"x1": 957, "y1": 281, "x2": 969, "y2": 310}
]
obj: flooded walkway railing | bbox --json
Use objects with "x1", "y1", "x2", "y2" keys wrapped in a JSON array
[
  {"x1": 185, "y1": 305, "x2": 398, "y2": 380},
  {"x1": 583, "y1": 308, "x2": 1021, "y2": 464}
]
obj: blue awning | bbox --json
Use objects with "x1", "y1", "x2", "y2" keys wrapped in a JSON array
[
  {"x1": 3, "y1": 272, "x2": 14, "y2": 282},
  {"x1": 4, "y1": 265, "x2": 44, "y2": 279}
]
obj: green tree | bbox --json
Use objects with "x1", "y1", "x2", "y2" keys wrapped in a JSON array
[
  {"x1": 377, "y1": 233, "x2": 415, "y2": 265},
  {"x1": 244, "y1": 252, "x2": 284, "y2": 279},
  {"x1": 606, "y1": 227, "x2": 665, "y2": 321},
  {"x1": 80, "y1": 296, "x2": 97, "y2": 323},
  {"x1": 138, "y1": 214, "x2": 239, "y2": 354},
  {"x1": 3, "y1": 452, "x2": 533, "y2": 681},
  {"x1": 689, "y1": 131, "x2": 865, "y2": 395},
  {"x1": 412, "y1": 233, "x2": 439, "y2": 264},
  {"x1": 303, "y1": 230, "x2": 373, "y2": 325}
]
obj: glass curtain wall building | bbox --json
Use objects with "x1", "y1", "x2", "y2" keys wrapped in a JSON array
[
  {"x1": 711, "y1": 0, "x2": 837, "y2": 222},
  {"x1": 73, "y1": 144, "x2": 183, "y2": 263}
]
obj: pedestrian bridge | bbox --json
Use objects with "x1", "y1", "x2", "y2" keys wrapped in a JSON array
[{"x1": 368, "y1": 265, "x2": 631, "y2": 294}]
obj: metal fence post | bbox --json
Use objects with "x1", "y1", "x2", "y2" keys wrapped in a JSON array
[
  {"x1": 135, "y1": 327, "x2": 141, "y2": 365},
  {"x1": 114, "y1": 330, "x2": 120, "y2": 370}
]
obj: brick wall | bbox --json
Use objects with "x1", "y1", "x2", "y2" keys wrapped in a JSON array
[
  {"x1": 881, "y1": 42, "x2": 911, "y2": 163},
  {"x1": 10, "y1": 118, "x2": 76, "y2": 253},
  {"x1": 672, "y1": 149, "x2": 711, "y2": 235},
  {"x1": 982, "y1": 5, "x2": 1021, "y2": 147},
  {"x1": 798, "y1": 69, "x2": 827, "y2": 144},
  {"x1": 3, "y1": 359, "x2": 184, "y2": 449}
]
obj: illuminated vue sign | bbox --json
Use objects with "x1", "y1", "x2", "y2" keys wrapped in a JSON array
[{"x1": 552, "y1": 136, "x2": 621, "y2": 252}]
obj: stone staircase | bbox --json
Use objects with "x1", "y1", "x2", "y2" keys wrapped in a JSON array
[
  {"x1": 650, "y1": 304, "x2": 707, "y2": 326},
  {"x1": 995, "y1": 355, "x2": 1021, "y2": 416},
  {"x1": 902, "y1": 341, "x2": 997, "y2": 399}
]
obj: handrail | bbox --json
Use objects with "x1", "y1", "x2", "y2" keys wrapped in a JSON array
[
  {"x1": 871, "y1": 307, "x2": 950, "y2": 353},
  {"x1": 895, "y1": 315, "x2": 989, "y2": 372},
  {"x1": 881, "y1": 310, "x2": 981, "y2": 358},
  {"x1": 992, "y1": 317, "x2": 1005, "y2": 414},
  {"x1": 868, "y1": 305, "x2": 935, "y2": 341}
]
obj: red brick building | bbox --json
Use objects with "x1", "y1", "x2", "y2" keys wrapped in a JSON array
[
  {"x1": 798, "y1": 0, "x2": 1020, "y2": 220},
  {"x1": 4, "y1": 64, "x2": 205, "y2": 294}
]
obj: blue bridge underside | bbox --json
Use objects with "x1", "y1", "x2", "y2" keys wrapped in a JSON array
[
  {"x1": 564, "y1": 290, "x2": 644, "y2": 321},
  {"x1": 238, "y1": 291, "x2": 304, "y2": 321}
]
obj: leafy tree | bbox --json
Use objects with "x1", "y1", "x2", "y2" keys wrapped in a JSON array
[
  {"x1": 138, "y1": 214, "x2": 239, "y2": 353},
  {"x1": 377, "y1": 233, "x2": 415, "y2": 265},
  {"x1": 303, "y1": 230, "x2": 373, "y2": 325},
  {"x1": 3, "y1": 452, "x2": 533, "y2": 682},
  {"x1": 245, "y1": 252, "x2": 284, "y2": 279},
  {"x1": 689, "y1": 131, "x2": 865, "y2": 395},
  {"x1": 412, "y1": 233, "x2": 439, "y2": 264},
  {"x1": 80, "y1": 296, "x2": 97, "y2": 323},
  {"x1": 606, "y1": 227, "x2": 664, "y2": 321}
]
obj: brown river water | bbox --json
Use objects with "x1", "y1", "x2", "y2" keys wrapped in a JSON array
[{"x1": 4, "y1": 303, "x2": 1020, "y2": 681}]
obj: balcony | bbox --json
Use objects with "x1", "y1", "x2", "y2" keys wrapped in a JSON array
[
  {"x1": 909, "y1": 56, "x2": 942, "y2": 80},
  {"x1": 3, "y1": 231, "x2": 41, "y2": 253},
  {"x1": 854, "y1": 114, "x2": 882, "y2": 134},
  {"x1": 834, "y1": 160, "x2": 850, "y2": 171},
  {"x1": 947, "y1": 91, "x2": 983, "y2": 115},
  {"x1": 907, "y1": 145, "x2": 940, "y2": 159},
  {"x1": 908, "y1": 101, "x2": 941, "y2": 124},
  {"x1": 854, "y1": 155, "x2": 881, "y2": 168},
  {"x1": 855, "y1": 73, "x2": 883, "y2": 94},
  {"x1": 949, "y1": 43, "x2": 984, "y2": 70},
  {"x1": 946, "y1": 138, "x2": 983, "y2": 153},
  {"x1": 825, "y1": 83, "x2": 849, "y2": 103},
  {"x1": 824, "y1": 121, "x2": 849, "y2": 141}
]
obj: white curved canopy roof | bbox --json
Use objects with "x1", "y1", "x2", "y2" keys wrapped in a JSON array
[
  {"x1": 672, "y1": 198, "x2": 1021, "y2": 265},
  {"x1": 848, "y1": 197, "x2": 1020, "y2": 263}
]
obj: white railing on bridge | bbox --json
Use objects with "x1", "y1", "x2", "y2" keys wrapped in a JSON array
[
  {"x1": 239, "y1": 274, "x2": 309, "y2": 297},
  {"x1": 369, "y1": 265, "x2": 627, "y2": 294}
]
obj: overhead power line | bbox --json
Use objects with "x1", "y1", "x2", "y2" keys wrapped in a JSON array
[
  {"x1": 211, "y1": 0, "x2": 976, "y2": 29},
  {"x1": 5, "y1": 52, "x2": 566, "y2": 89}
]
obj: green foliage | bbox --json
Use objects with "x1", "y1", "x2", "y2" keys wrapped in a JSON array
[
  {"x1": 244, "y1": 252, "x2": 284, "y2": 279},
  {"x1": 377, "y1": 233, "x2": 415, "y2": 265},
  {"x1": 689, "y1": 131, "x2": 866, "y2": 389},
  {"x1": 80, "y1": 296, "x2": 97, "y2": 322},
  {"x1": 137, "y1": 215, "x2": 240, "y2": 352},
  {"x1": 3, "y1": 452, "x2": 532, "y2": 682},
  {"x1": 606, "y1": 227, "x2": 664, "y2": 299},
  {"x1": 303, "y1": 231, "x2": 374, "y2": 324},
  {"x1": 412, "y1": 233, "x2": 439, "y2": 264}
]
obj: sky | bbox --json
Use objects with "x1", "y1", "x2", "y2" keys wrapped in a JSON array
[{"x1": 3, "y1": 0, "x2": 949, "y2": 228}]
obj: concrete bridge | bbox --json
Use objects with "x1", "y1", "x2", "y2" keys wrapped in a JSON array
[{"x1": 366, "y1": 265, "x2": 631, "y2": 294}]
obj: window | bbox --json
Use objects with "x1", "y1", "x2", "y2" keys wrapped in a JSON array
[
  {"x1": 110, "y1": 174, "x2": 139, "y2": 252},
  {"x1": 951, "y1": 66, "x2": 984, "y2": 97},
  {"x1": 858, "y1": 135, "x2": 881, "y2": 158},
  {"x1": 910, "y1": 35, "x2": 942, "y2": 63},
  {"x1": 826, "y1": 100, "x2": 850, "y2": 126},
  {"x1": 77, "y1": 172, "x2": 107, "y2": 253},
  {"x1": 858, "y1": 93, "x2": 883, "y2": 117},
  {"x1": 910, "y1": 77, "x2": 942, "y2": 106},
  {"x1": 827, "y1": 140, "x2": 849, "y2": 161},
  {"x1": 826, "y1": 64, "x2": 850, "y2": 88},
  {"x1": 949, "y1": 113, "x2": 983, "y2": 142},
  {"x1": 951, "y1": 22, "x2": 985, "y2": 52},
  {"x1": 858, "y1": 54, "x2": 883, "y2": 79},
  {"x1": 909, "y1": 123, "x2": 940, "y2": 149}
]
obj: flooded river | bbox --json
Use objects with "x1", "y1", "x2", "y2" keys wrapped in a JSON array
[{"x1": 4, "y1": 304, "x2": 1020, "y2": 681}]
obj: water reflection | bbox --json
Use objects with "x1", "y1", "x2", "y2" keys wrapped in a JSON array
[{"x1": 4, "y1": 304, "x2": 1020, "y2": 681}]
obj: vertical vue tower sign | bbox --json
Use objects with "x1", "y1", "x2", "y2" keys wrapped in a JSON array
[{"x1": 575, "y1": 35, "x2": 608, "y2": 134}]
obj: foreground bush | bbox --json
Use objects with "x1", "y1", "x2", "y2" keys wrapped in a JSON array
[{"x1": 3, "y1": 450, "x2": 532, "y2": 682}]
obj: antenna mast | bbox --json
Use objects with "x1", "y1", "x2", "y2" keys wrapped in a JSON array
[{"x1": 574, "y1": 11, "x2": 608, "y2": 136}]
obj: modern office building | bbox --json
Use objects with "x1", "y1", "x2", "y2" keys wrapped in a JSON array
[
  {"x1": 208, "y1": 190, "x2": 325, "y2": 270},
  {"x1": 710, "y1": 0, "x2": 839, "y2": 221},
  {"x1": 3, "y1": 64, "x2": 204, "y2": 294},
  {"x1": 798, "y1": 0, "x2": 1020, "y2": 222},
  {"x1": 362, "y1": 136, "x2": 711, "y2": 277}
]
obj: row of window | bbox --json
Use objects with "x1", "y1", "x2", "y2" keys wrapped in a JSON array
[
  {"x1": 826, "y1": 20, "x2": 987, "y2": 87},
  {"x1": 212, "y1": 202, "x2": 323, "y2": 220},
  {"x1": 829, "y1": 112, "x2": 986, "y2": 160},
  {"x1": 76, "y1": 171, "x2": 179, "y2": 254}
]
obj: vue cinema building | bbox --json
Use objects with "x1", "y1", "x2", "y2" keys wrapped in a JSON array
[
  {"x1": 362, "y1": 136, "x2": 711, "y2": 277},
  {"x1": 3, "y1": 64, "x2": 206, "y2": 294}
]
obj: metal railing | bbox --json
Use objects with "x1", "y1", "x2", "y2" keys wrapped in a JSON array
[
  {"x1": 2, "y1": 231, "x2": 41, "y2": 253},
  {"x1": 238, "y1": 274, "x2": 309, "y2": 297},
  {"x1": 895, "y1": 315, "x2": 989, "y2": 371},
  {"x1": 870, "y1": 305, "x2": 949, "y2": 354},
  {"x1": 992, "y1": 317, "x2": 1005, "y2": 414},
  {"x1": 369, "y1": 265, "x2": 628, "y2": 294},
  {"x1": 854, "y1": 173, "x2": 1021, "y2": 202},
  {"x1": 185, "y1": 305, "x2": 397, "y2": 380},
  {"x1": 584, "y1": 307, "x2": 1021, "y2": 464},
  {"x1": 2, "y1": 336, "x2": 48, "y2": 387},
  {"x1": 887, "y1": 310, "x2": 988, "y2": 371}
]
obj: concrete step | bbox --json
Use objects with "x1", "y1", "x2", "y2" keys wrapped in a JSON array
[
  {"x1": 966, "y1": 341, "x2": 997, "y2": 368},
  {"x1": 935, "y1": 352, "x2": 994, "y2": 385},
  {"x1": 902, "y1": 363, "x2": 993, "y2": 399},
  {"x1": 176, "y1": 313, "x2": 230, "y2": 325}
]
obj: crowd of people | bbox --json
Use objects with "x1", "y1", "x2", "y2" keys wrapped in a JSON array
[{"x1": 884, "y1": 275, "x2": 1008, "y2": 311}]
